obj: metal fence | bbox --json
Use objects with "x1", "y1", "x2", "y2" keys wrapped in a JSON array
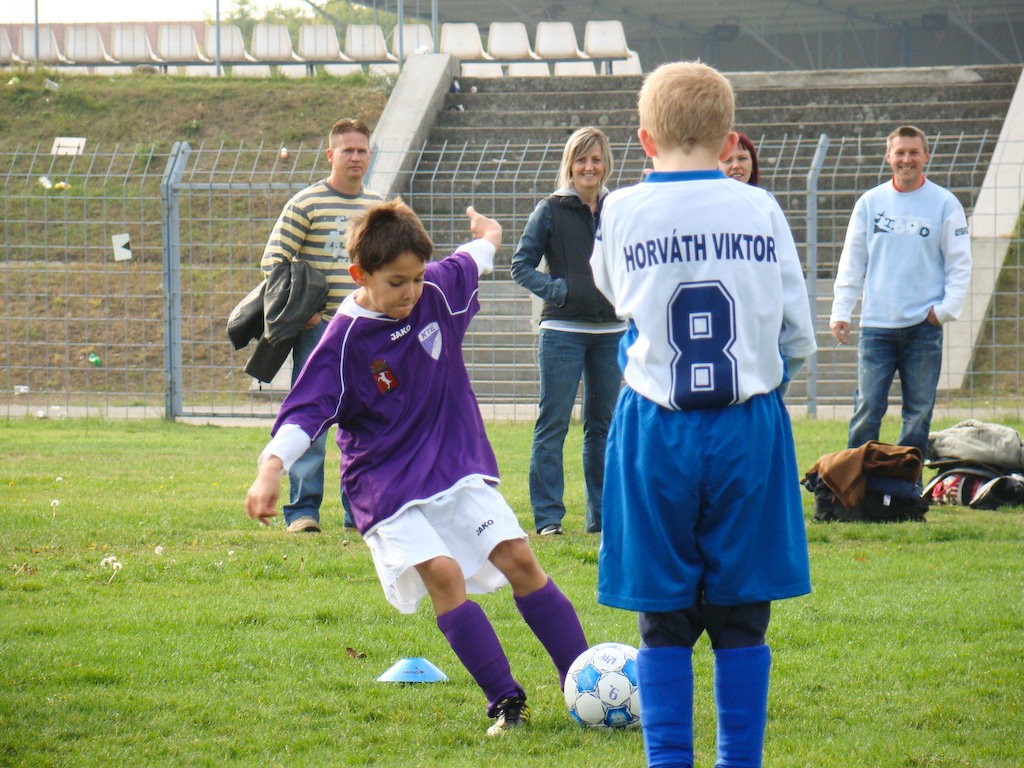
[{"x1": 2, "y1": 135, "x2": 1021, "y2": 422}]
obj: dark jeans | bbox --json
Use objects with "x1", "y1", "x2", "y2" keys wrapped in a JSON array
[
  {"x1": 529, "y1": 328, "x2": 623, "y2": 533},
  {"x1": 283, "y1": 320, "x2": 355, "y2": 528},
  {"x1": 848, "y1": 319, "x2": 943, "y2": 459}
]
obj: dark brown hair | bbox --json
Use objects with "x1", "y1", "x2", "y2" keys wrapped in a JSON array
[
  {"x1": 736, "y1": 132, "x2": 761, "y2": 186},
  {"x1": 345, "y1": 198, "x2": 433, "y2": 273}
]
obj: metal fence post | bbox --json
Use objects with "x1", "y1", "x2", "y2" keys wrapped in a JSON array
[
  {"x1": 160, "y1": 141, "x2": 191, "y2": 420},
  {"x1": 804, "y1": 133, "x2": 830, "y2": 418}
]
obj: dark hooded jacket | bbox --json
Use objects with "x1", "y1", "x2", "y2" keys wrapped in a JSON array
[{"x1": 227, "y1": 259, "x2": 328, "y2": 383}]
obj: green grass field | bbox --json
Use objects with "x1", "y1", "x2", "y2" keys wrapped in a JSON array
[{"x1": 2, "y1": 417, "x2": 1023, "y2": 767}]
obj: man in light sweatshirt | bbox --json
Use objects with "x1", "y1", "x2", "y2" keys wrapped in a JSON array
[{"x1": 830, "y1": 125, "x2": 972, "y2": 460}]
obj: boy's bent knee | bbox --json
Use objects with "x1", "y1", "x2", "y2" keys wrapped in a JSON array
[{"x1": 489, "y1": 539, "x2": 547, "y2": 594}]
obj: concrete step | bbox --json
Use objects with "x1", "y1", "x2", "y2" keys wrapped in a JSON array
[
  {"x1": 427, "y1": 116, "x2": 1007, "y2": 145},
  {"x1": 443, "y1": 81, "x2": 1019, "y2": 114}
]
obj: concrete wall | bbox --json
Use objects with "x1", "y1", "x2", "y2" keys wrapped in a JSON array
[
  {"x1": 947, "y1": 67, "x2": 1024, "y2": 390},
  {"x1": 365, "y1": 53, "x2": 456, "y2": 198}
]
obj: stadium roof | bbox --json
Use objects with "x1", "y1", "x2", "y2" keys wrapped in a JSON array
[
  {"x1": 428, "y1": 0, "x2": 1024, "y2": 67},
  {"x1": 432, "y1": 0, "x2": 1021, "y2": 37}
]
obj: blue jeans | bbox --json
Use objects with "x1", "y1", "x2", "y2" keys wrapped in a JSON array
[
  {"x1": 283, "y1": 320, "x2": 356, "y2": 528},
  {"x1": 530, "y1": 328, "x2": 623, "y2": 533},
  {"x1": 848, "y1": 320, "x2": 943, "y2": 460}
]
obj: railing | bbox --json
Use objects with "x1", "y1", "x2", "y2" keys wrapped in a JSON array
[{"x1": 1, "y1": 135, "x2": 1020, "y2": 421}]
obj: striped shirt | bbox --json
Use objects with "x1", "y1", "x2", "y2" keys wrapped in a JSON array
[{"x1": 261, "y1": 180, "x2": 384, "y2": 317}]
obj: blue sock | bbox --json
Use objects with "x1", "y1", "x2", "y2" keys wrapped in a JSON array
[
  {"x1": 637, "y1": 646, "x2": 694, "y2": 768},
  {"x1": 713, "y1": 644, "x2": 771, "y2": 768}
]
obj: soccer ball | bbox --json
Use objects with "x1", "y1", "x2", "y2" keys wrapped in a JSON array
[{"x1": 564, "y1": 642, "x2": 641, "y2": 729}]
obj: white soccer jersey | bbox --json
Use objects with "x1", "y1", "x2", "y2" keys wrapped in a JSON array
[{"x1": 591, "y1": 170, "x2": 817, "y2": 409}]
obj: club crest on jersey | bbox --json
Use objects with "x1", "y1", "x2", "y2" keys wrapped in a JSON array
[
  {"x1": 418, "y1": 322, "x2": 443, "y2": 360},
  {"x1": 371, "y1": 359, "x2": 399, "y2": 393}
]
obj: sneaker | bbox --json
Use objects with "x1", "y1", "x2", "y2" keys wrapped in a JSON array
[
  {"x1": 537, "y1": 524, "x2": 563, "y2": 536},
  {"x1": 286, "y1": 516, "x2": 321, "y2": 533},
  {"x1": 486, "y1": 694, "x2": 531, "y2": 736}
]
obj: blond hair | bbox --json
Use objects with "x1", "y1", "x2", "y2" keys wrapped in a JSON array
[
  {"x1": 638, "y1": 61, "x2": 734, "y2": 153},
  {"x1": 886, "y1": 125, "x2": 929, "y2": 154},
  {"x1": 556, "y1": 127, "x2": 614, "y2": 191}
]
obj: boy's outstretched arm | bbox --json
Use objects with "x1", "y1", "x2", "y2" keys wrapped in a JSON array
[
  {"x1": 246, "y1": 455, "x2": 284, "y2": 525},
  {"x1": 466, "y1": 206, "x2": 502, "y2": 251}
]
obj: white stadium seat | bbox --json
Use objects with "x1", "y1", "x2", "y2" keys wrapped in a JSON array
[
  {"x1": 507, "y1": 61, "x2": 550, "y2": 77},
  {"x1": 460, "y1": 61, "x2": 504, "y2": 78},
  {"x1": 251, "y1": 23, "x2": 307, "y2": 77},
  {"x1": 486, "y1": 22, "x2": 540, "y2": 60},
  {"x1": 390, "y1": 23, "x2": 434, "y2": 60},
  {"x1": 584, "y1": 20, "x2": 641, "y2": 74},
  {"x1": 109, "y1": 24, "x2": 163, "y2": 66},
  {"x1": 1, "y1": 28, "x2": 27, "y2": 65},
  {"x1": 440, "y1": 23, "x2": 493, "y2": 60},
  {"x1": 345, "y1": 25, "x2": 399, "y2": 75},
  {"x1": 553, "y1": 60, "x2": 597, "y2": 76},
  {"x1": 18, "y1": 25, "x2": 72, "y2": 64},
  {"x1": 611, "y1": 51, "x2": 643, "y2": 75},
  {"x1": 534, "y1": 21, "x2": 588, "y2": 60},
  {"x1": 297, "y1": 25, "x2": 362, "y2": 76}
]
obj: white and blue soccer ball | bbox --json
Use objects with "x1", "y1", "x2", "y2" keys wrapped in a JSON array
[{"x1": 564, "y1": 642, "x2": 641, "y2": 729}]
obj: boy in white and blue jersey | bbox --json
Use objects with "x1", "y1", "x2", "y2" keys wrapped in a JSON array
[{"x1": 590, "y1": 61, "x2": 817, "y2": 768}]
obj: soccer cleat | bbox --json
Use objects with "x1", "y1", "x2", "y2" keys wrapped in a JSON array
[
  {"x1": 486, "y1": 694, "x2": 531, "y2": 736},
  {"x1": 286, "y1": 516, "x2": 321, "y2": 533},
  {"x1": 538, "y1": 524, "x2": 563, "y2": 536}
]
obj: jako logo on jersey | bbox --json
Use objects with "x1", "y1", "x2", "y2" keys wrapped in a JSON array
[
  {"x1": 873, "y1": 211, "x2": 930, "y2": 237},
  {"x1": 475, "y1": 519, "x2": 494, "y2": 536},
  {"x1": 418, "y1": 322, "x2": 442, "y2": 360},
  {"x1": 390, "y1": 324, "x2": 411, "y2": 341},
  {"x1": 371, "y1": 359, "x2": 399, "y2": 393}
]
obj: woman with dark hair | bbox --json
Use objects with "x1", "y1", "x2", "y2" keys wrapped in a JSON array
[
  {"x1": 719, "y1": 132, "x2": 760, "y2": 186},
  {"x1": 511, "y1": 127, "x2": 625, "y2": 536}
]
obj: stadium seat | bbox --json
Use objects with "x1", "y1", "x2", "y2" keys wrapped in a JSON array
[
  {"x1": 507, "y1": 61, "x2": 550, "y2": 77},
  {"x1": 202, "y1": 24, "x2": 262, "y2": 76},
  {"x1": 1, "y1": 27, "x2": 27, "y2": 66},
  {"x1": 534, "y1": 21, "x2": 588, "y2": 61},
  {"x1": 439, "y1": 23, "x2": 493, "y2": 60},
  {"x1": 17, "y1": 25, "x2": 72, "y2": 64},
  {"x1": 460, "y1": 61, "x2": 504, "y2": 78},
  {"x1": 156, "y1": 24, "x2": 210, "y2": 62},
  {"x1": 486, "y1": 22, "x2": 540, "y2": 60},
  {"x1": 109, "y1": 24, "x2": 163, "y2": 66},
  {"x1": 63, "y1": 26, "x2": 116, "y2": 64},
  {"x1": 390, "y1": 23, "x2": 433, "y2": 60},
  {"x1": 583, "y1": 20, "x2": 639, "y2": 74},
  {"x1": 553, "y1": 60, "x2": 597, "y2": 76},
  {"x1": 344, "y1": 24, "x2": 398, "y2": 75},
  {"x1": 611, "y1": 51, "x2": 643, "y2": 75},
  {"x1": 251, "y1": 23, "x2": 307, "y2": 77},
  {"x1": 156, "y1": 24, "x2": 212, "y2": 76},
  {"x1": 297, "y1": 25, "x2": 361, "y2": 76}
]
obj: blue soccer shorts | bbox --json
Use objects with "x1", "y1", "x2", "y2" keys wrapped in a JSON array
[{"x1": 597, "y1": 387, "x2": 811, "y2": 612}]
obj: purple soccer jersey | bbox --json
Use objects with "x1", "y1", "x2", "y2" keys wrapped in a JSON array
[{"x1": 271, "y1": 250, "x2": 500, "y2": 534}]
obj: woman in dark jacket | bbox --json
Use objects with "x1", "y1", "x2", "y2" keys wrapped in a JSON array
[{"x1": 511, "y1": 127, "x2": 624, "y2": 536}]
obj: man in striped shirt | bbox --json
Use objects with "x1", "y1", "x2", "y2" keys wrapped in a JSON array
[{"x1": 261, "y1": 118, "x2": 383, "y2": 533}]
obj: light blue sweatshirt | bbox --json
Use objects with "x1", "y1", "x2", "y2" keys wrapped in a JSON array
[{"x1": 830, "y1": 178, "x2": 972, "y2": 328}]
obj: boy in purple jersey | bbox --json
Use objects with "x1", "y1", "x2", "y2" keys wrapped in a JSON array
[
  {"x1": 590, "y1": 62, "x2": 816, "y2": 768},
  {"x1": 246, "y1": 200, "x2": 587, "y2": 736}
]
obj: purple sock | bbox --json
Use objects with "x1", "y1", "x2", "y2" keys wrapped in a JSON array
[
  {"x1": 436, "y1": 600, "x2": 522, "y2": 715},
  {"x1": 514, "y1": 578, "x2": 589, "y2": 688}
]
